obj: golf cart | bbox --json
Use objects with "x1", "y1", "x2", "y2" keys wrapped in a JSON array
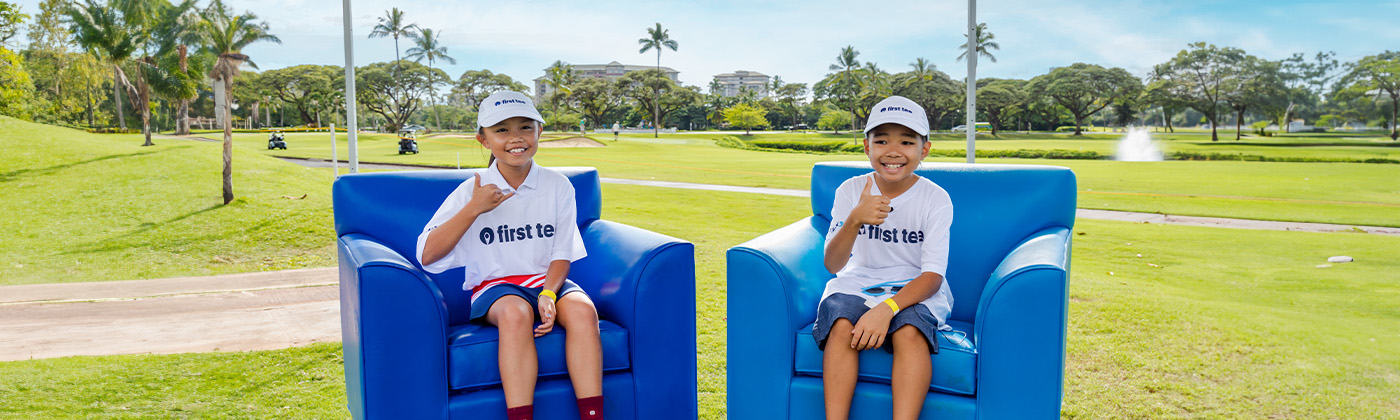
[
  {"x1": 267, "y1": 131, "x2": 286, "y2": 149},
  {"x1": 397, "y1": 128, "x2": 419, "y2": 154}
]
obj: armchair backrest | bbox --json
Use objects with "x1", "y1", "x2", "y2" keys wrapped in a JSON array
[
  {"x1": 333, "y1": 167, "x2": 603, "y2": 325},
  {"x1": 810, "y1": 162, "x2": 1076, "y2": 323}
]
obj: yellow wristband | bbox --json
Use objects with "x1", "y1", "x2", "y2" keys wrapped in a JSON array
[
  {"x1": 538, "y1": 289, "x2": 557, "y2": 301},
  {"x1": 883, "y1": 298, "x2": 900, "y2": 313}
]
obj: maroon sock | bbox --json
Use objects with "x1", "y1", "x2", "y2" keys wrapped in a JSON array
[
  {"x1": 506, "y1": 404, "x2": 533, "y2": 420},
  {"x1": 578, "y1": 395, "x2": 604, "y2": 420}
]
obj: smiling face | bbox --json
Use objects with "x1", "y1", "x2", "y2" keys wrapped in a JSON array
[
  {"x1": 863, "y1": 122, "x2": 931, "y2": 191},
  {"x1": 477, "y1": 116, "x2": 541, "y2": 172}
]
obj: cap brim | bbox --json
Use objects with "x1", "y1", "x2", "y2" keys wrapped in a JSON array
[{"x1": 480, "y1": 109, "x2": 546, "y2": 129}]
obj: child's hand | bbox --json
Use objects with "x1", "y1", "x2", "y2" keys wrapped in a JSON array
[
  {"x1": 850, "y1": 303, "x2": 896, "y2": 350},
  {"x1": 465, "y1": 174, "x2": 514, "y2": 215},
  {"x1": 847, "y1": 177, "x2": 891, "y2": 227},
  {"x1": 534, "y1": 295, "x2": 556, "y2": 337}
]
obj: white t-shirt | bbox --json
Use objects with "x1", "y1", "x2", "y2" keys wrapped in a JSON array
[
  {"x1": 416, "y1": 161, "x2": 588, "y2": 295},
  {"x1": 824, "y1": 173, "x2": 955, "y2": 326}
]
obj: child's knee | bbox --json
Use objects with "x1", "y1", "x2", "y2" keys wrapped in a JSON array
[
  {"x1": 491, "y1": 298, "x2": 534, "y2": 329},
  {"x1": 558, "y1": 298, "x2": 599, "y2": 326},
  {"x1": 892, "y1": 325, "x2": 926, "y2": 348}
]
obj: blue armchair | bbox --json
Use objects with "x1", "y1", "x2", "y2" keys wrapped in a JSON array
[
  {"x1": 726, "y1": 162, "x2": 1076, "y2": 419},
  {"x1": 334, "y1": 167, "x2": 697, "y2": 420}
]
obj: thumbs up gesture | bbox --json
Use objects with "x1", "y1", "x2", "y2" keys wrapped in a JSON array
[{"x1": 848, "y1": 177, "x2": 892, "y2": 226}]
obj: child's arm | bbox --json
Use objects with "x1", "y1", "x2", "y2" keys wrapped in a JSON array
[
  {"x1": 421, "y1": 175, "x2": 514, "y2": 266},
  {"x1": 850, "y1": 271, "x2": 942, "y2": 350},
  {"x1": 824, "y1": 177, "x2": 891, "y2": 273},
  {"x1": 533, "y1": 259, "x2": 571, "y2": 337}
]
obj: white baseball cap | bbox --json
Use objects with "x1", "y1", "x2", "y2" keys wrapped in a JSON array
[
  {"x1": 477, "y1": 91, "x2": 545, "y2": 129},
  {"x1": 863, "y1": 96, "x2": 929, "y2": 137}
]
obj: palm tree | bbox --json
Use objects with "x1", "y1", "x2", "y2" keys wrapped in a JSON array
[
  {"x1": 368, "y1": 8, "x2": 419, "y2": 74},
  {"x1": 910, "y1": 57, "x2": 936, "y2": 79},
  {"x1": 542, "y1": 60, "x2": 574, "y2": 131},
  {"x1": 65, "y1": 0, "x2": 138, "y2": 134},
  {"x1": 150, "y1": 0, "x2": 202, "y2": 135},
  {"x1": 828, "y1": 45, "x2": 861, "y2": 140},
  {"x1": 957, "y1": 22, "x2": 1000, "y2": 63},
  {"x1": 404, "y1": 28, "x2": 455, "y2": 130},
  {"x1": 637, "y1": 22, "x2": 677, "y2": 137},
  {"x1": 198, "y1": 0, "x2": 280, "y2": 204}
]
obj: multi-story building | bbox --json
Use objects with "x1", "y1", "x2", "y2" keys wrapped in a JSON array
[
  {"x1": 533, "y1": 61, "x2": 680, "y2": 100},
  {"x1": 712, "y1": 70, "x2": 770, "y2": 98}
]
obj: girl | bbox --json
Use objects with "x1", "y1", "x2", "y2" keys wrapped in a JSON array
[{"x1": 416, "y1": 91, "x2": 605, "y2": 420}]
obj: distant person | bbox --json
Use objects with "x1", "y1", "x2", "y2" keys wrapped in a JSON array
[
  {"x1": 612, "y1": 121, "x2": 621, "y2": 141},
  {"x1": 417, "y1": 91, "x2": 605, "y2": 420},
  {"x1": 579, "y1": 118, "x2": 587, "y2": 135},
  {"x1": 816, "y1": 95, "x2": 953, "y2": 420}
]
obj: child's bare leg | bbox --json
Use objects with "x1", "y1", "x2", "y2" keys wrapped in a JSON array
[
  {"x1": 822, "y1": 318, "x2": 859, "y2": 420},
  {"x1": 890, "y1": 325, "x2": 931, "y2": 420},
  {"x1": 556, "y1": 292, "x2": 603, "y2": 398},
  {"x1": 487, "y1": 295, "x2": 538, "y2": 408}
]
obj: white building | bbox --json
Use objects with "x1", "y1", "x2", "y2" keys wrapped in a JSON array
[
  {"x1": 533, "y1": 61, "x2": 680, "y2": 100},
  {"x1": 712, "y1": 70, "x2": 770, "y2": 98}
]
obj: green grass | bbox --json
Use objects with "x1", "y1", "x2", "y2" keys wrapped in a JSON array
[
  {"x1": 0, "y1": 343, "x2": 347, "y2": 418},
  {"x1": 3, "y1": 119, "x2": 1400, "y2": 418},
  {"x1": 0, "y1": 116, "x2": 337, "y2": 286},
  {"x1": 2, "y1": 187, "x2": 1397, "y2": 419}
]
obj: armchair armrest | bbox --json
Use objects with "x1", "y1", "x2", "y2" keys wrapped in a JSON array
[
  {"x1": 972, "y1": 226, "x2": 1072, "y2": 419},
  {"x1": 339, "y1": 234, "x2": 450, "y2": 420},
  {"x1": 725, "y1": 216, "x2": 832, "y2": 420},
  {"x1": 572, "y1": 220, "x2": 697, "y2": 420}
]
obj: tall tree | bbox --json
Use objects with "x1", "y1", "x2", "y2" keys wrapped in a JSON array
[
  {"x1": 541, "y1": 60, "x2": 574, "y2": 131},
  {"x1": 449, "y1": 69, "x2": 527, "y2": 110},
  {"x1": 258, "y1": 64, "x2": 339, "y2": 124},
  {"x1": 1336, "y1": 51, "x2": 1400, "y2": 140},
  {"x1": 404, "y1": 27, "x2": 455, "y2": 129},
  {"x1": 976, "y1": 78, "x2": 1027, "y2": 136},
  {"x1": 1027, "y1": 62, "x2": 1142, "y2": 135},
  {"x1": 65, "y1": 0, "x2": 138, "y2": 132},
  {"x1": 723, "y1": 102, "x2": 767, "y2": 135},
  {"x1": 568, "y1": 77, "x2": 624, "y2": 132},
  {"x1": 637, "y1": 22, "x2": 677, "y2": 137},
  {"x1": 24, "y1": 0, "x2": 110, "y2": 127},
  {"x1": 1153, "y1": 42, "x2": 1247, "y2": 141},
  {"x1": 775, "y1": 82, "x2": 808, "y2": 128},
  {"x1": 367, "y1": 7, "x2": 418, "y2": 73},
  {"x1": 0, "y1": 1, "x2": 27, "y2": 45},
  {"x1": 894, "y1": 67, "x2": 962, "y2": 132},
  {"x1": 956, "y1": 22, "x2": 999, "y2": 63},
  {"x1": 1221, "y1": 56, "x2": 1286, "y2": 140},
  {"x1": 198, "y1": 0, "x2": 280, "y2": 204},
  {"x1": 816, "y1": 45, "x2": 862, "y2": 141},
  {"x1": 148, "y1": 0, "x2": 204, "y2": 135},
  {"x1": 356, "y1": 60, "x2": 443, "y2": 133},
  {"x1": 0, "y1": 45, "x2": 34, "y2": 119},
  {"x1": 620, "y1": 69, "x2": 697, "y2": 133}
]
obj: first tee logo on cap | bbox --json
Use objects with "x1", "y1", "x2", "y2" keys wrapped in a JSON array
[
  {"x1": 494, "y1": 99, "x2": 528, "y2": 107},
  {"x1": 880, "y1": 106, "x2": 915, "y2": 114}
]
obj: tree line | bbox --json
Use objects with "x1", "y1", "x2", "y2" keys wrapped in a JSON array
[{"x1": 3, "y1": 4, "x2": 1398, "y2": 142}]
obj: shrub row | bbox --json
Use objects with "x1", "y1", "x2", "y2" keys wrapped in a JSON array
[
  {"x1": 85, "y1": 128, "x2": 142, "y2": 134},
  {"x1": 749, "y1": 140, "x2": 859, "y2": 153},
  {"x1": 1169, "y1": 152, "x2": 1400, "y2": 164}
]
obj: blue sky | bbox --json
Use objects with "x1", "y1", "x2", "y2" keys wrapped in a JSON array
[{"x1": 10, "y1": 0, "x2": 1400, "y2": 90}]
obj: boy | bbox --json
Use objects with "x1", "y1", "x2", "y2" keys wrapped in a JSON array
[{"x1": 816, "y1": 95, "x2": 954, "y2": 420}]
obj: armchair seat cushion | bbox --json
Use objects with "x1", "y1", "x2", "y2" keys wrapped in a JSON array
[
  {"x1": 793, "y1": 319, "x2": 978, "y2": 396},
  {"x1": 447, "y1": 320, "x2": 632, "y2": 391}
]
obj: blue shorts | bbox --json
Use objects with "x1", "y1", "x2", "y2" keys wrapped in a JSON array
[
  {"x1": 468, "y1": 279, "x2": 586, "y2": 324},
  {"x1": 812, "y1": 293, "x2": 941, "y2": 354}
]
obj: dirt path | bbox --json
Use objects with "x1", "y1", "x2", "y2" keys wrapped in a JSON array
[{"x1": 0, "y1": 268, "x2": 339, "y2": 361}]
